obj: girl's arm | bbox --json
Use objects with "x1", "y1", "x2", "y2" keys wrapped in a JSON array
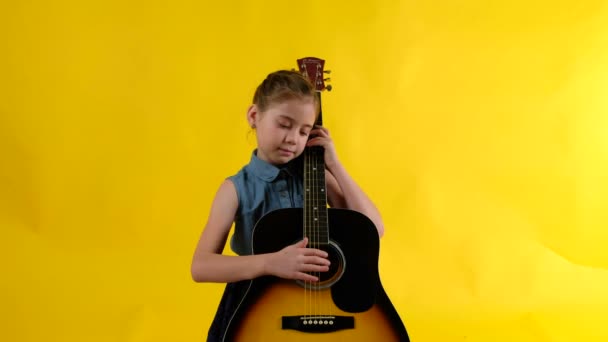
[
  {"x1": 309, "y1": 126, "x2": 385, "y2": 237},
  {"x1": 191, "y1": 180, "x2": 330, "y2": 283},
  {"x1": 325, "y1": 164, "x2": 384, "y2": 237}
]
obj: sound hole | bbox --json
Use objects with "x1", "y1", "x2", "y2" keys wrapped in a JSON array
[{"x1": 296, "y1": 240, "x2": 345, "y2": 290}]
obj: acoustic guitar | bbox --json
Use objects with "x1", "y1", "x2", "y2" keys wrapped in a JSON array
[{"x1": 221, "y1": 57, "x2": 410, "y2": 341}]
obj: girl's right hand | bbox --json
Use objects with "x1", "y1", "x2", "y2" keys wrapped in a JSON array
[{"x1": 264, "y1": 237, "x2": 330, "y2": 282}]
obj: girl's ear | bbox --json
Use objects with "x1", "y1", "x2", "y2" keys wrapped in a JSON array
[{"x1": 246, "y1": 104, "x2": 258, "y2": 128}]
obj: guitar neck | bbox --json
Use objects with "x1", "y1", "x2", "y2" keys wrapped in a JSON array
[{"x1": 304, "y1": 91, "x2": 328, "y2": 246}]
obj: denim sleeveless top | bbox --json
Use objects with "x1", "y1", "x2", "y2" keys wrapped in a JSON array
[{"x1": 227, "y1": 150, "x2": 304, "y2": 255}]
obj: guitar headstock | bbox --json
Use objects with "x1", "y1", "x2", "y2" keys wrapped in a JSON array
[{"x1": 297, "y1": 57, "x2": 332, "y2": 92}]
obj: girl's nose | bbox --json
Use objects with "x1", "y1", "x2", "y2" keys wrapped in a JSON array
[{"x1": 285, "y1": 130, "x2": 297, "y2": 144}]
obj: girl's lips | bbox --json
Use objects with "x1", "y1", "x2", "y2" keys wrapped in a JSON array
[{"x1": 279, "y1": 148, "x2": 294, "y2": 155}]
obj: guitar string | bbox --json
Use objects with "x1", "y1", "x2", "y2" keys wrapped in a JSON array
[
  {"x1": 319, "y1": 146, "x2": 330, "y2": 321},
  {"x1": 301, "y1": 61, "x2": 310, "y2": 325},
  {"x1": 316, "y1": 94, "x2": 329, "y2": 321},
  {"x1": 318, "y1": 147, "x2": 325, "y2": 321},
  {"x1": 319, "y1": 147, "x2": 325, "y2": 320},
  {"x1": 312, "y1": 145, "x2": 319, "y2": 321},
  {"x1": 312, "y1": 148, "x2": 321, "y2": 324},
  {"x1": 313, "y1": 148, "x2": 321, "y2": 317},
  {"x1": 305, "y1": 149, "x2": 310, "y2": 322},
  {"x1": 317, "y1": 145, "x2": 326, "y2": 321},
  {"x1": 321, "y1": 147, "x2": 327, "y2": 321},
  {"x1": 312, "y1": 148, "x2": 316, "y2": 321},
  {"x1": 308, "y1": 148, "x2": 314, "y2": 321},
  {"x1": 315, "y1": 97, "x2": 325, "y2": 322},
  {"x1": 322, "y1": 146, "x2": 332, "y2": 321}
]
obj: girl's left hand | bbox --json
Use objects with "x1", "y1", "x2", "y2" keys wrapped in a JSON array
[{"x1": 306, "y1": 125, "x2": 340, "y2": 170}]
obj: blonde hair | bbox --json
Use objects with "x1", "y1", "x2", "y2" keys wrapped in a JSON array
[{"x1": 252, "y1": 70, "x2": 320, "y2": 115}]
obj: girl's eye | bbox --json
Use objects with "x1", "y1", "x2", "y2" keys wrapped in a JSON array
[
  {"x1": 278, "y1": 123, "x2": 290, "y2": 129},
  {"x1": 300, "y1": 131, "x2": 309, "y2": 136}
]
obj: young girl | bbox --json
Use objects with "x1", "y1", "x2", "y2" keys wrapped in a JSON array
[{"x1": 190, "y1": 69, "x2": 385, "y2": 341}]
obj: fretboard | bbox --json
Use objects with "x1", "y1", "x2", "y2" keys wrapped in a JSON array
[{"x1": 303, "y1": 145, "x2": 329, "y2": 246}]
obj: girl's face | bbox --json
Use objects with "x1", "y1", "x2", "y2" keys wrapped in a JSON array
[{"x1": 248, "y1": 97, "x2": 317, "y2": 165}]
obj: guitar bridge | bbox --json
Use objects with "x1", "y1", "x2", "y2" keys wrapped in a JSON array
[{"x1": 281, "y1": 315, "x2": 354, "y2": 333}]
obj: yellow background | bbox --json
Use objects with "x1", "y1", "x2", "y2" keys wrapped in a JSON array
[{"x1": 2, "y1": 0, "x2": 608, "y2": 341}]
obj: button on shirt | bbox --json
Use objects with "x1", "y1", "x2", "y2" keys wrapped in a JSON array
[{"x1": 228, "y1": 150, "x2": 304, "y2": 255}]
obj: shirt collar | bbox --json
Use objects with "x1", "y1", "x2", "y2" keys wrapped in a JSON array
[{"x1": 247, "y1": 149, "x2": 300, "y2": 182}]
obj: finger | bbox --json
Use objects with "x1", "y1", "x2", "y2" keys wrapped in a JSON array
[
  {"x1": 296, "y1": 272, "x2": 320, "y2": 282},
  {"x1": 295, "y1": 237, "x2": 309, "y2": 248},
  {"x1": 302, "y1": 248, "x2": 329, "y2": 258},
  {"x1": 299, "y1": 265, "x2": 330, "y2": 274},
  {"x1": 298, "y1": 256, "x2": 331, "y2": 266},
  {"x1": 302, "y1": 257, "x2": 331, "y2": 269},
  {"x1": 306, "y1": 137, "x2": 328, "y2": 147},
  {"x1": 310, "y1": 130, "x2": 328, "y2": 138},
  {"x1": 313, "y1": 126, "x2": 330, "y2": 135}
]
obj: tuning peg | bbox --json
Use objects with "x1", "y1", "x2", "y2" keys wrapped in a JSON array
[
  {"x1": 325, "y1": 85, "x2": 333, "y2": 91},
  {"x1": 324, "y1": 70, "x2": 331, "y2": 74},
  {"x1": 324, "y1": 78, "x2": 331, "y2": 82}
]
